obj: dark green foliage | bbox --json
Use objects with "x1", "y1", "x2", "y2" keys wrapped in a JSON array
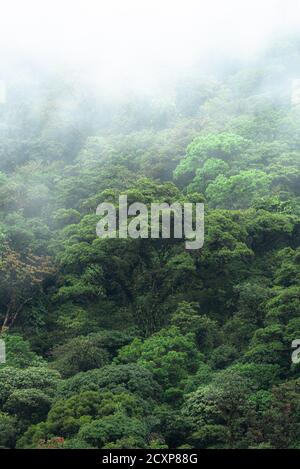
[
  {"x1": 1, "y1": 35, "x2": 300, "y2": 448},
  {"x1": 56, "y1": 363, "x2": 162, "y2": 401}
]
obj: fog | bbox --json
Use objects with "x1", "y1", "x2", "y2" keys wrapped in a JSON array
[{"x1": 1, "y1": 0, "x2": 300, "y2": 94}]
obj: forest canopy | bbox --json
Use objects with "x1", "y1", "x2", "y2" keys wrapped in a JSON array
[{"x1": 0, "y1": 28, "x2": 300, "y2": 449}]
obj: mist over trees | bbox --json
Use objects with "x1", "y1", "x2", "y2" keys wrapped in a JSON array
[{"x1": 0, "y1": 31, "x2": 300, "y2": 449}]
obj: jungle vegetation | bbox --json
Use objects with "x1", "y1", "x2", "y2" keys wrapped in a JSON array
[{"x1": 0, "y1": 35, "x2": 300, "y2": 449}]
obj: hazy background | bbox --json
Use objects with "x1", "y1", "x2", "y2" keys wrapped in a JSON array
[{"x1": 1, "y1": 0, "x2": 300, "y2": 93}]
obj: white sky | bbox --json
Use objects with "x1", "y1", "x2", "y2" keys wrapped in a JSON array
[{"x1": 1, "y1": 0, "x2": 300, "y2": 90}]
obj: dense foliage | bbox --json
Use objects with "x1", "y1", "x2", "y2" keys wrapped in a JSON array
[{"x1": 1, "y1": 36, "x2": 300, "y2": 449}]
